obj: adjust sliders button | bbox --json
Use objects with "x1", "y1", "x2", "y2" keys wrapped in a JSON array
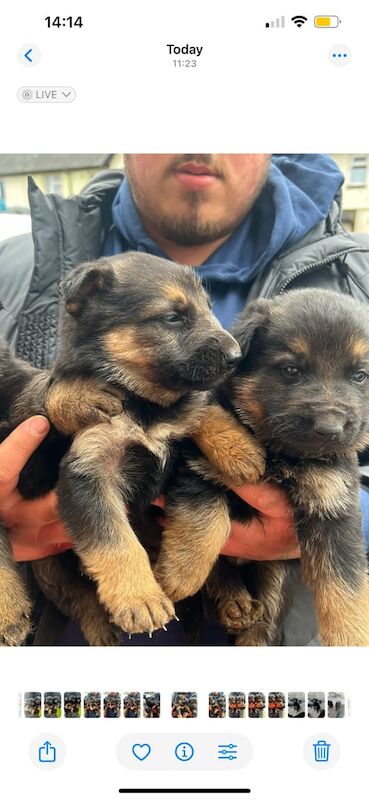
[{"x1": 17, "y1": 86, "x2": 76, "y2": 103}]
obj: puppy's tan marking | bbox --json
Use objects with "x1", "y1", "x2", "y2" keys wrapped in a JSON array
[
  {"x1": 46, "y1": 378, "x2": 124, "y2": 435},
  {"x1": 193, "y1": 404, "x2": 266, "y2": 485},
  {"x1": 82, "y1": 538, "x2": 175, "y2": 635},
  {"x1": 163, "y1": 286, "x2": 188, "y2": 306},
  {"x1": 289, "y1": 336, "x2": 310, "y2": 356},
  {"x1": 311, "y1": 578, "x2": 369, "y2": 646},
  {"x1": 0, "y1": 565, "x2": 32, "y2": 646},
  {"x1": 155, "y1": 497, "x2": 231, "y2": 602},
  {"x1": 289, "y1": 464, "x2": 352, "y2": 518},
  {"x1": 104, "y1": 328, "x2": 182, "y2": 406},
  {"x1": 350, "y1": 338, "x2": 369, "y2": 359},
  {"x1": 105, "y1": 327, "x2": 152, "y2": 368}
]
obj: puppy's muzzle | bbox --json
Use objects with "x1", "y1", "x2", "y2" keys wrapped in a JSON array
[
  {"x1": 214, "y1": 332, "x2": 242, "y2": 367},
  {"x1": 313, "y1": 411, "x2": 346, "y2": 438}
]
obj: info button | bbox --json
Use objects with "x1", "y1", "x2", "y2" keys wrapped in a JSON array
[{"x1": 17, "y1": 86, "x2": 76, "y2": 103}]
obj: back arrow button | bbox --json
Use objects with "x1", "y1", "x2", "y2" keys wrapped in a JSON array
[{"x1": 18, "y1": 44, "x2": 41, "y2": 66}]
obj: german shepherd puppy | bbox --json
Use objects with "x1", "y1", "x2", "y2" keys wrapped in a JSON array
[
  {"x1": 0, "y1": 252, "x2": 244, "y2": 645},
  {"x1": 154, "y1": 289, "x2": 369, "y2": 646}
]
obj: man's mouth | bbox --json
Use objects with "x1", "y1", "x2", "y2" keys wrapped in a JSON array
[{"x1": 174, "y1": 162, "x2": 219, "y2": 189}]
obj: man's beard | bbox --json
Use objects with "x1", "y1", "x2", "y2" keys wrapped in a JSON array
[
  {"x1": 154, "y1": 192, "x2": 246, "y2": 246},
  {"x1": 125, "y1": 154, "x2": 270, "y2": 247}
]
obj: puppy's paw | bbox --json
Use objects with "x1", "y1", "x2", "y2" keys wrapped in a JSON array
[
  {"x1": 235, "y1": 621, "x2": 281, "y2": 647},
  {"x1": 111, "y1": 590, "x2": 175, "y2": 635},
  {"x1": 0, "y1": 573, "x2": 32, "y2": 646},
  {"x1": 46, "y1": 378, "x2": 124, "y2": 435},
  {"x1": 217, "y1": 594, "x2": 263, "y2": 634},
  {"x1": 84, "y1": 388, "x2": 123, "y2": 424},
  {"x1": 222, "y1": 439, "x2": 266, "y2": 486},
  {"x1": 155, "y1": 556, "x2": 209, "y2": 603},
  {"x1": 79, "y1": 607, "x2": 122, "y2": 647}
]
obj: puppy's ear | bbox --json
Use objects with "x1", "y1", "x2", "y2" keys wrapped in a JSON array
[
  {"x1": 232, "y1": 298, "x2": 271, "y2": 356},
  {"x1": 59, "y1": 262, "x2": 115, "y2": 315}
]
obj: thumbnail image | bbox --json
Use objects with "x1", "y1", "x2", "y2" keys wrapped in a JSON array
[
  {"x1": 64, "y1": 692, "x2": 81, "y2": 718},
  {"x1": 288, "y1": 693, "x2": 305, "y2": 718},
  {"x1": 24, "y1": 692, "x2": 41, "y2": 718},
  {"x1": 248, "y1": 692, "x2": 266, "y2": 718},
  {"x1": 44, "y1": 692, "x2": 62, "y2": 718},
  {"x1": 228, "y1": 692, "x2": 246, "y2": 718},
  {"x1": 172, "y1": 692, "x2": 198, "y2": 718},
  {"x1": 209, "y1": 692, "x2": 226, "y2": 718},
  {"x1": 103, "y1": 692, "x2": 121, "y2": 718},
  {"x1": 328, "y1": 692, "x2": 345, "y2": 718},
  {"x1": 84, "y1": 692, "x2": 101, "y2": 718},
  {"x1": 308, "y1": 692, "x2": 325, "y2": 718},
  {"x1": 143, "y1": 692, "x2": 161, "y2": 718},
  {"x1": 268, "y1": 692, "x2": 285, "y2": 718},
  {"x1": 123, "y1": 692, "x2": 141, "y2": 718}
]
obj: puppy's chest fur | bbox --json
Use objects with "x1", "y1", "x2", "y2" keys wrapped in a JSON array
[{"x1": 106, "y1": 390, "x2": 209, "y2": 509}]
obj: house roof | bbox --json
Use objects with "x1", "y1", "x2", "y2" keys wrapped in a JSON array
[{"x1": 0, "y1": 155, "x2": 113, "y2": 176}]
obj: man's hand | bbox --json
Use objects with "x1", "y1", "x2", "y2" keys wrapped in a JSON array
[
  {"x1": 5, "y1": 419, "x2": 298, "y2": 564},
  {"x1": 0, "y1": 417, "x2": 72, "y2": 562},
  {"x1": 153, "y1": 481, "x2": 299, "y2": 561},
  {"x1": 221, "y1": 482, "x2": 299, "y2": 560}
]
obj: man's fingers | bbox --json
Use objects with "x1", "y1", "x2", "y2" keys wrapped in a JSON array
[
  {"x1": 11, "y1": 521, "x2": 72, "y2": 562},
  {"x1": 0, "y1": 416, "x2": 50, "y2": 492},
  {"x1": 4, "y1": 491, "x2": 59, "y2": 528},
  {"x1": 233, "y1": 480, "x2": 294, "y2": 518},
  {"x1": 221, "y1": 518, "x2": 300, "y2": 560}
]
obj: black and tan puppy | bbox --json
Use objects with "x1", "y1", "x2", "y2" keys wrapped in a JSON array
[
  {"x1": 0, "y1": 252, "x2": 245, "y2": 644},
  {"x1": 155, "y1": 289, "x2": 369, "y2": 646}
]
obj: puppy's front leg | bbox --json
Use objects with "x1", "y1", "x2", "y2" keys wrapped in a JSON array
[
  {"x1": 46, "y1": 377, "x2": 124, "y2": 435},
  {"x1": 291, "y1": 462, "x2": 369, "y2": 646},
  {"x1": 155, "y1": 471, "x2": 230, "y2": 602},
  {"x1": 0, "y1": 526, "x2": 32, "y2": 645},
  {"x1": 193, "y1": 404, "x2": 266, "y2": 486},
  {"x1": 57, "y1": 418, "x2": 175, "y2": 635}
]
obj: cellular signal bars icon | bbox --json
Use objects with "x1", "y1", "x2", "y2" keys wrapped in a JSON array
[{"x1": 265, "y1": 16, "x2": 285, "y2": 28}]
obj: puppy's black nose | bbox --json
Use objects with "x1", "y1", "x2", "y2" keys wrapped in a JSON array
[
  {"x1": 224, "y1": 343, "x2": 242, "y2": 366},
  {"x1": 313, "y1": 418, "x2": 344, "y2": 437}
]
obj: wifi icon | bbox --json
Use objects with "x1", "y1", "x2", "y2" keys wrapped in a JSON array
[{"x1": 291, "y1": 15, "x2": 308, "y2": 27}]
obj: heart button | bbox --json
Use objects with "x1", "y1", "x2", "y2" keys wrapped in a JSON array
[{"x1": 132, "y1": 743, "x2": 151, "y2": 761}]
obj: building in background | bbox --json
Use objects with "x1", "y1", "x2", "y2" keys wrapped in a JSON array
[
  {"x1": 332, "y1": 154, "x2": 369, "y2": 232},
  {"x1": 0, "y1": 154, "x2": 122, "y2": 211}
]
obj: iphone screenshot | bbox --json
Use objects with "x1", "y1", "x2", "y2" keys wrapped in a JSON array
[{"x1": 0, "y1": 2, "x2": 368, "y2": 799}]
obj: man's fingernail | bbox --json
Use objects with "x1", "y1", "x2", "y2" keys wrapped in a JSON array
[{"x1": 27, "y1": 416, "x2": 50, "y2": 435}]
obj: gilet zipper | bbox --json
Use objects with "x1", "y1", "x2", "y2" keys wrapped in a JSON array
[{"x1": 276, "y1": 246, "x2": 369, "y2": 296}]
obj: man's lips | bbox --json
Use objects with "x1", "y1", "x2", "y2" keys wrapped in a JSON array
[{"x1": 174, "y1": 162, "x2": 219, "y2": 190}]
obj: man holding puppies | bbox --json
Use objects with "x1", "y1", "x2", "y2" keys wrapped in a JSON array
[{"x1": 1, "y1": 154, "x2": 369, "y2": 644}]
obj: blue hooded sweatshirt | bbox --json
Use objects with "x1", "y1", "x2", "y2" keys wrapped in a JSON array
[{"x1": 103, "y1": 154, "x2": 344, "y2": 329}]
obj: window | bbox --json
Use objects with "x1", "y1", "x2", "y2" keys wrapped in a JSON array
[
  {"x1": 342, "y1": 210, "x2": 356, "y2": 231},
  {"x1": 0, "y1": 180, "x2": 5, "y2": 210},
  {"x1": 45, "y1": 173, "x2": 63, "y2": 193},
  {"x1": 349, "y1": 155, "x2": 368, "y2": 185}
]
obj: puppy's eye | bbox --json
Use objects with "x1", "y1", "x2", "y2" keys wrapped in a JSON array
[
  {"x1": 163, "y1": 312, "x2": 184, "y2": 324},
  {"x1": 281, "y1": 365, "x2": 301, "y2": 378},
  {"x1": 352, "y1": 370, "x2": 368, "y2": 383}
]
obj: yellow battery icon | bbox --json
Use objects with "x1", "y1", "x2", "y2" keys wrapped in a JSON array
[{"x1": 314, "y1": 15, "x2": 340, "y2": 27}]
